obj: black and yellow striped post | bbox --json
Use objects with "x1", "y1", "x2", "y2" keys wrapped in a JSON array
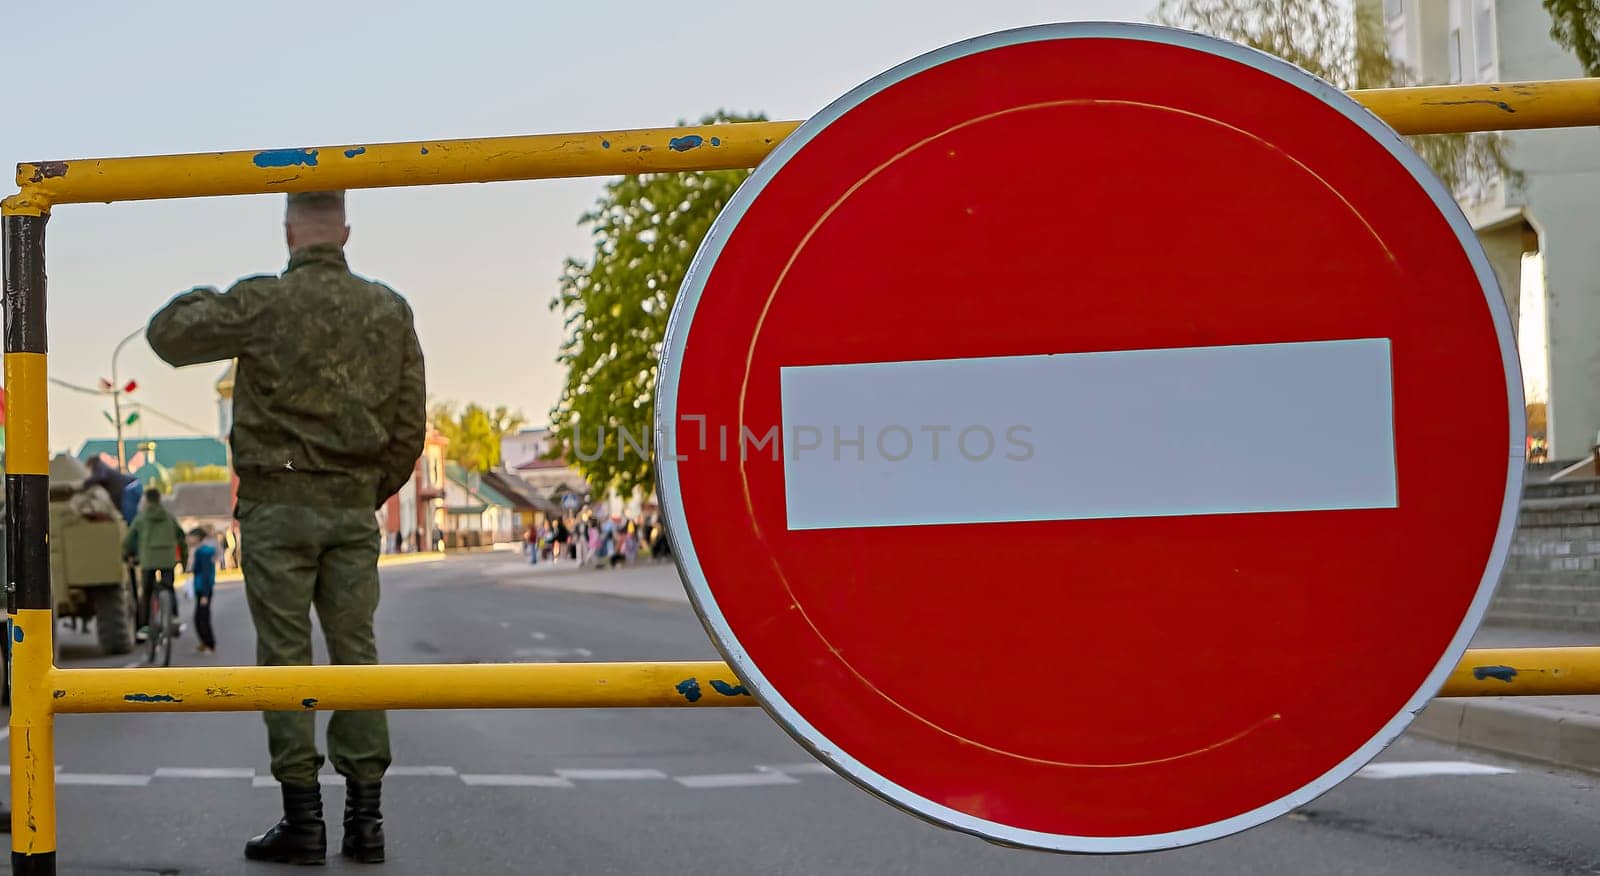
[{"x1": 4, "y1": 205, "x2": 56, "y2": 875}]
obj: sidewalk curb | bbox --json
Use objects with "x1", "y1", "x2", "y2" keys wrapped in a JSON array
[
  {"x1": 206, "y1": 551, "x2": 447, "y2": 586},
  {"x1": 1411, "y1": 698, "x2": 1600, "y2": 772}
]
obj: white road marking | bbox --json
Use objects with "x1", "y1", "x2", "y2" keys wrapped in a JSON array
[
  {"x1": 252, "y1": 775, "x2": 344, "y2": 788},
  {"x1": 155, "y1": 767, "x2": 254, "y2": 779},
  {"x1": 39, "y1": 762, "x2": 832, "y2": 791},
  {"x1": 676, "y1": 772, "x2": 801, "y2": 788},
  {"x1": 554, "y1": 768, "x2": 667, "y2": 781},
  {"x1": 386, "y1": 765, "x2": 459, "y2": 777},
  {"x1": 757, "y1": 763, "x2": 835, "y2": 776},
  {"x1": 57, "y1": 773, "x2": 150, "y2": 787},
  {"x1": 1356, "y1": 761, "x2": 1515, "y2": 780},
  {"x1": 529, "y1": 632, "x2": 549, "y2": 640},
  {"x1": 513, "y1": 646, "x2": 594, "y2": 661},
  {"x1": 460, "y1": 774, "x2": 573, "y2": 788}
]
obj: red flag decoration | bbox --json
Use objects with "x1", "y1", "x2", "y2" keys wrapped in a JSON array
[{"x1": 123, "y1": 380, "x2": 138, "y2": 394}]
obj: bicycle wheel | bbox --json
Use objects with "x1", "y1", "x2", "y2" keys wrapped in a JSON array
[{"x1": 148, "y1": 588, "x2": 174, "y2": 667}]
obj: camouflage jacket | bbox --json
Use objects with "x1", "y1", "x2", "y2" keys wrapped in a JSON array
[{"x1": 147, "y1": 244, "x2": 426, "y2": 510}]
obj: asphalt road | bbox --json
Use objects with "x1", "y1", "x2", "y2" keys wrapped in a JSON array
[{"x1": 17, "y1": 553, "x2": 1600, "y2": 875}]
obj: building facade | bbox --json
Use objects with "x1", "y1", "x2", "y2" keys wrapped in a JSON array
[
  {"x1": 1372, "y1": 0, "x2": 1600, "y2": 458},
  {"x1": 380, "y1": 428, "x2": 448, "y2": 552}
]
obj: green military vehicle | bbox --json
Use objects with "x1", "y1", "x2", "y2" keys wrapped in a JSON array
[{"x1": 47, "y1": 454, "x2": 136, "y2": 655}]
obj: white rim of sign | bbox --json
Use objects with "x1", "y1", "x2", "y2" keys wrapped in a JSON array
[{"x1": 654, "y1": 21, "x2": 1525, "y2": 853}]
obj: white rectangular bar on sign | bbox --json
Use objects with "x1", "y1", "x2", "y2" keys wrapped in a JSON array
[{"x1": 778, "y1": 339, "x2": 1396, "y2": 530}]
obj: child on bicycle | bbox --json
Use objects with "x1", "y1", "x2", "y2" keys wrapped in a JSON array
[{"x1": 123, "y1": 488, "x2": 187, "y2": 641}]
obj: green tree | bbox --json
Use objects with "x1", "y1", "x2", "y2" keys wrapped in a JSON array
[
  {"x1": 431, "y1": 402, "x2": 526, "y2": 472},
  {"x1": 1543, "y1": 0, "x2": 1600, "y2": 76},
  {"x1": 548, "y1": 111, "x2": 765, "y2": 501},
  {"x1": 1156, "y1": 0, "x2": 1515, "y2": 193}
]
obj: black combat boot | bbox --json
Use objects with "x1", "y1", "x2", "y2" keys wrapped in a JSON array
[
  {"x1": 341, "y1": 779, "x2": 385, "y2": 863},
  {"x1": 244, "y1": 783, "x2": 327, "y2": 865}
]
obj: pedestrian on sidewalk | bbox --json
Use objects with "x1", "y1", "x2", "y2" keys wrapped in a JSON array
[
  {"x1": 188, "y1": 527, "x2": 219, "y2": 653},
  {"x1": 148, "y1": 190, "x2": 424, "y2": 867},
  {"x1": 553, "y1": 517, "x2": 571, "y2": 564}
]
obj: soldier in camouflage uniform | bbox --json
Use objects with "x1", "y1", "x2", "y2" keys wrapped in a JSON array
[{"x1": 147, "y1": 190, "x2": 425, "y2": 866}]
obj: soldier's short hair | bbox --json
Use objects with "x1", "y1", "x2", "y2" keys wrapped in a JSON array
[{"x1": 286, "y1": 190, "x2": 345, "y2": 212}]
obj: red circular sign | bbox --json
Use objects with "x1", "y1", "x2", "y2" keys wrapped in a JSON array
[{"x1": 657, "y1": 23, "x2": 1521, "y2": 852}]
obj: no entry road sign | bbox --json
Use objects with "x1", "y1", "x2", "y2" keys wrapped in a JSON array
[{"x1": 656, "y1": 23, "x2": 1523, "y2": 852}]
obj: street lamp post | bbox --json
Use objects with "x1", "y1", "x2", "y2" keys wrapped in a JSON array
[{"x1": 109, "y1": 328, "x2": 142, "y2": 471}]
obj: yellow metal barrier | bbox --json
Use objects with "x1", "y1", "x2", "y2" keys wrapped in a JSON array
[
  {"x1": 4, "y1": 74, "x2": 1598, "y2": 873},
  {"x1": 5, "y1": 79, "x2": 1598, "y2": 215}
]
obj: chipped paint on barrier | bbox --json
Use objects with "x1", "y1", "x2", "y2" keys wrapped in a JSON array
[
  {"x1": 420, "y1": 147, "x2": 430, "y2": 155},
  {"x1": 710, "y1": 137, "x2": 722, "y2": 146},
  {"x1": 709, "y1": 679, "x2": 750, "y2": 697},
  {"x1": 675, "y1": 678, "x2": 702, "y2": 702},
  {"x1": 26, "y1": 161, "x2": 68, "y2": 183},
  {"x1": 344, "y1": 146, "x2": 367, "y2": 158},
  {"x1": 52, "y1": 690, "x2": 65, "y2": 699},
  {"x1": 301, "y1": 697, "x2": 319, "y2": 709},
  {"x1": 252, "y1": 148, "x2": 320, "y2": 168},
  {"x1": 669, "y1": 135, "x2": 704, "y2": 152},
  {"x1": 1423, "y1": 99, "x2": 1516, "y2": 113},
  {"x1": 12, "y1": 625, "x2": 22, "y2": 642},
  {"x1": 601, "y1": 139, "x2": 611, "y2": 149},
  {"x1": 1472, "y1": 665, "x2": 1518, "y2": 683},
  {"x1": 124, "y1": 693, "x2": 181, "y2": 703},
  {"x1": 207, "y1": 687, "x2": 241, "y2": 698}
]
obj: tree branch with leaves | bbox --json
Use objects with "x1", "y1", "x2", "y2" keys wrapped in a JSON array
[
  {"x1": 430, "y1": 401, "x2": 526, "y2": 473},
  {"x1": 547, "y1": 111, "x2": 765, "y2": 502},
  {"x1": 1155, "y1": 0, "x2": 1517, "y2": 194}
]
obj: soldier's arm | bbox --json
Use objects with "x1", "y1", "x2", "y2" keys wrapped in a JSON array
[
  {"x1": 146, "y1": 278, "x2": 266, "y2": 367},
  {"x1": 375, "y1": 308, "x2": 427, "y2": 507}
]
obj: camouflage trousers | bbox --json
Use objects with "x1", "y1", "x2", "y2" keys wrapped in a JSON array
[{"x1": 238, "y1": 499, "x2": 391, "y2": 786}]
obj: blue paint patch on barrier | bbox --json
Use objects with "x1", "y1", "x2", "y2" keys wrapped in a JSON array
[
  {"x1": 1472, "y1": 665, "x2": 1519, "y2": 683},
  {"x1": 601, "y1": 140, "x2": 611, "y2": 149},
  {"x1": 420, "y1": 147, "x2": 430, "y2": 155},
  {"x1": 709, "y1": 679, "x2": 750, "y2": 697},
  {"x1": 668, "y1": 135, "x2": 704, "y2": 152},
  {"x1": 344, "y1": 147, "x2": 367, "y2": 158},
  {"x1": 710, "y1": 137, "x2": 721, "y2": 147},
  {"x1": 675, "y1": 678, "x2": 702, "y2": 702},
  {"x1": 125, "y1": 693, "x2": 181, "y2": 703},
  {"x1": 12, "y1": 625, "x2": 22, "y2": 643},
  {"x1": 252, "y1": 148, "x2": 320, "y2": 168},
  {"x1": 301, "y1": 698, "x2": 319, "y2": 709}
]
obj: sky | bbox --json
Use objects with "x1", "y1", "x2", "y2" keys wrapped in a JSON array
[{"x1": 0, "y1": 0, "x2": 1158, "y2": 454}]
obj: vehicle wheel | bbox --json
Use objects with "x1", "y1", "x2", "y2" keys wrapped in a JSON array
[{"x1": 94, "y1": 585, "x2": 136, "y2": 655}]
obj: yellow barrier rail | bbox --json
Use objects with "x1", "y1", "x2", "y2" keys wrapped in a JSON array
[
  {"x1": 4, "y1": 73, "x2": 1599, "y2": 873},
  {"x1": 5, "y1": 78, "x2": 1598, "y2": 216},
  {"x1": 17, "y1": 647, "x2": 1600, "y2": 716}
]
